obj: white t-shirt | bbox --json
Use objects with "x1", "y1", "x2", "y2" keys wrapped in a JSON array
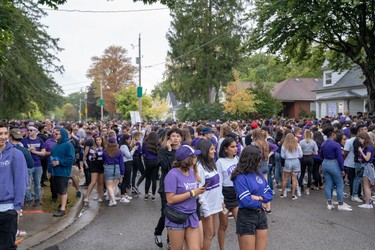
[
  {"x1": 197, "y1": 162, "x2": 223, "y2": 217},
  {"x1": 216, "y1": 157, "x2": 239, "y2": 187},
  {"x1": 344, "y1": 137, "x2": 356, "y2": 168}
]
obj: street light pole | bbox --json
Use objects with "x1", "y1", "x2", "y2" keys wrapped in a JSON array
[
  {"x1": 100, "y1": 79, "x2": 104, "y2": 121},
  {"x1": 138, "y1": 33, "x2": 142, "y2": 120},
  {"x1": 85, "y1": 87, "x2": 88, "y2": 121}
]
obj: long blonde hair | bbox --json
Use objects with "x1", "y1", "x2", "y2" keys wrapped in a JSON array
[
  {"x1": 283, "y1": 133, "x2": 299, "y2": 152},
  {"x1": 304, "y1": 129, "x2": 313, "y2": 143},
  {"x1": 252, "y1": 128, "x2": 269, "y2": 161}
]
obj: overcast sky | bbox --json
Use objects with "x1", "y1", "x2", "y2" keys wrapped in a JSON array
[{"x1": 41, "y1": 0, "x2": 172, "y2": 96}]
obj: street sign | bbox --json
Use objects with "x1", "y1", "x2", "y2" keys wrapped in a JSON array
[
  {"x1": 100, "y1": 98, "x2": 104, "y2": 106},
  {"x1": 137, "y1": 87, "x2": 142, "y2": 98}
]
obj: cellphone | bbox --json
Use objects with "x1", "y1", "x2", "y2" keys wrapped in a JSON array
[{"x1": 203, "y1": 181, "x2": 210, "y2": 187}]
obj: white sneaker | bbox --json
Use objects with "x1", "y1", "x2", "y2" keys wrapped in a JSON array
[
  {"x1": 105, "y1": 195, "x2": 109, "y2": 201},
  {"x1": 115, "y1": 196, "x2": 121, "y2": 201},
  {"x1": 327, "y1": 204, "x2": 335, "y2": 210},
  {"x1": 342, "y1": 202, "x2": 352, "y2": 208},
  {"x1": 296, "y1": 188, "x2": 302, "y2": 197},
  {"x1": 119, "y1": 197, "x2": 130, "y2": 203},
  {"x1": 338, "y1": 204, "x2": 352, "y2": 211},
  {"x1": 351, "y1": 196, "x2": 363, "y2": 203},
  {"x1": 286, "y1": 188, "x2": 291, "y2": 192},
  {"x1": 280, "y1": 191, "x2": 287, "y2": 198},
  {"x1": 125, "y1": 194, "x2": 133, "y2": 200},
  {"x1": 332, "y1": 201, "x2": 339, "y2": 205},
  {"x1": 305, "y1": 188, "x2": 310, "y2": 195},
  {"x1": 358, "y1": 204, "x2": 373, "y2": 209},
  {"x1": 109, "y1": 201, "x2": 117, "y2": 207},
  {"x1": 333, "y1": 190, "x2": 337, "y2": 196}
]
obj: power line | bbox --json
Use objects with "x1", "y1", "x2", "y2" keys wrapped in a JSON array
[
  {"x1": 59, "y1": 80, "x2": 91, "y2": 86},
  {"x1": 41, "y1": 7, "x2": 168, "y2": 14}
]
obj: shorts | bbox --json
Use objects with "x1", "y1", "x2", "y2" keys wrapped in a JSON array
[
  {"x1": 70, "y1": 165, "x2": 79, "y2": 177},
  {"x1": 222, "y1": 186, "x2": 238, "y2": 209},
  {"x1": 89, "y1": 160, "x2": 104, "y2": 173},
  {"x1": 55, "y1": 176, "x2": 69, "y2": 195},
  {"x1": 284, "y1": 158, "x2": 301, "y2": 173},
  {"x1": 104, "y1": 164, "x2": 120, "y2": 180},
  {"x1": 166, "y1": 227, "x2": 185, "y2": 231},
  {"x1": 236, "y1": 208, "x2": 268, "y2": 235}
]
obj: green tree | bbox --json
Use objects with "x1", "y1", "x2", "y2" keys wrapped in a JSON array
[
  {"x1": 166, "y1": 0, "x2": 247, "y2": 105},
  {"x1": 0, "y1": 1, "x2": 63, "y2": 118},
  {"x1": 62, "y1": 103, "x2": 78, "y2": 121},
  {"x1": 115, "y1": 84, "x2": 152, "y2": 120},
  {"x1": 150, "y1": 79, "x2": 173, "y2": 99},
  {"x1": 147, "y1": 95, "x2": 170, "y2": 120},
  {"x1": 247, "y1": 0, "x2": 375, "y2": 111},
  {"x1": 249, "y1": 83, "x2": 282, "y2": 119},
  {"x1": 177, "y1": 102, "x2": 224, "y2": 121}
]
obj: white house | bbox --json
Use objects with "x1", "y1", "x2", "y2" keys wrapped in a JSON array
[{"x1": 313, "y1": 62, "x2": 367, "y2": 118}]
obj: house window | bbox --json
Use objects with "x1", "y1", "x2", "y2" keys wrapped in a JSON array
[{"x1": 325, "y1": 72, "x2": 332, "y2": 85}]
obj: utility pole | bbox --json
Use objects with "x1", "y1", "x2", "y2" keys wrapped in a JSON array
[
  {"x1": 85, "y1": 87, "x2": 88, "y2": 121},
  {"x1": 137, "y1": 33, "x2": 142, "y2": 120},
  {"x1": 79, "y1": 97, "x2": 82, "y2": 121},
  {"x1": 100, "y1": 79, "x2": 104, "y2": 121}
]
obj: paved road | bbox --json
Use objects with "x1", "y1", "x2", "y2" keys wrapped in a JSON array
[{"x1": 57, "y1": 186, "x2": 374, "y2": 250}]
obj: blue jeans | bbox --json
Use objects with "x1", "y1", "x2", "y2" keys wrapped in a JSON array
[
  {"x1": 353, "y1": 163, "x2": 362, "y2": 197},
  {"x1": 322, "y1": 159, "x2": 344, "y2": 202},
  {"x1": 25, "y1": 167, "x2": 43, "y2": 201},
  {"x1": 274, "y1": 152, "x2": 282, "y2": 183}
]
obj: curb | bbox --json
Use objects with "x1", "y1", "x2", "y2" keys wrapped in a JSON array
[{"x1": 19, "y1": 189, "x2": 101, "y2": 250}]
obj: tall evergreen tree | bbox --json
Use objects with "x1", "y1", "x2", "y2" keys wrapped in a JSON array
[
  {"x1": 166, "y1": 0, "x2": 247, "y2": 104},
  {"x1": 0, "y1": 1, "x2": 63, "y2": 118}
]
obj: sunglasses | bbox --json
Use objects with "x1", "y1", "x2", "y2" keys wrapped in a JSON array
[{"x1": 28, "y1": 129, "x2": 35, "y2": 132}]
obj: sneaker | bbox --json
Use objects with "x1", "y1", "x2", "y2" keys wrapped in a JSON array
[
  {"x1": 151, "y1": 195, "x2": 156, "y2": 202},
  {"x1": 115, "y1": 196, "x2": 121, "y2": 201},
  {"x1": 292, "y1": 195, "x2": 298, "y2": 200},
  {"x1": 119, "y1": 197, "x2": 130, "y2": 203},
  {"x1": 83, "y1": 199, "x2": 89, "y2": 207},
  {"x1": 98, "y1": 198, "x2": 103, "y2": 203},
  {"x1": 19, "y1": 209, "x2": 23, "y2": 217},
  {"x1": 76, "y1": 191, "x2": 82, "y2": 198},
  {"x1": 145, "y1": 194, "x2": 149, "y2": 201},
  {"x1": 272, "y1": 190, "x2": 275, "y2": 195},
  {"x1": 342, "y1": 202, "x2": 352, "y2": 208},
  {"x1": 286, "y1": 188, "x2": 291, "y2": 192},
  {"x1": 280, "y1": 190, "x2": 287, "y2": 198},
  {"x1": 338, "y1": 204, "x2": 352, "y2": 211},
  {"x1": 333, "y1": 190, "x2": 337, "y2": 196},
  {"x1": 305, "y1": 188, "x2": 310, "y2": 195},
  {"x1": 33, "y1": 199, "x2": 42, "y2": 207},
  {"x1": 351, "y1": 196, "x2": 363, "y2": 203},
  {"x1": 327, "y1": 204, "x2": 335, "y2": 210},
  {"x1": 265, "y1": 209, "x2": 272, "y2": 214},
  {"x1": 105, "y1": 195, "x2": 110, "y2": 201},
  {"x1": 296, "y1": 188, "x2": 302, "y2": 197},
  {"x1": 109, "y1": 201, "x2": 117, "y2": 207},
  {"x1": 16, "y1": 230, "x2": 27, "y2": 237},
  {"x1": 278, "y1": 188, "x2": 282, "y2": 192},
  {"x1": 51, "y1": 198, "x2": 57, "y2": 204},
  {"x1": 132, "y1": 186, "x2": 141, "y2": 195},
  {"x1": 343, "y1": 193, "x2": 350, "y2": 199},
  {"x1": 125, "y1": 194, "x2": 133, "y2": 200},
  {"x1": 53, "y1": 210, "x2": 65, "y2": 217},
  {"x1": 358, "y1": 203, "x2": 373, "y2": 209},
  {"x1": 332, "y1": 201, "x2": 339, "y2": 206},
  {"x1": 154, "y1": 235, "x2": 163, "y2": 248},
  {"x1": 313, "y1": 186, "x2": 319, "y2": 191}
]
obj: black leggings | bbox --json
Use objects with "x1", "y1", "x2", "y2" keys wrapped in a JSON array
[
  {"x1": 144, "y1": 158, "x2": 159, "y2": 195},
  {"x1": 154, "y1": 192, "x2": 167, "y2": 236},
  {"x1": 121, "y1": 161, "x2": 133, "y2": 195},
  {"x1": 132, "y1": 156, "x2": 145, "y2": 188},
  {"x1": 313, "y1": 158, "x2": 323, "y2": 187},
  {"x1": 299, "y1": 155, "x2": 314, "y2": 189}
]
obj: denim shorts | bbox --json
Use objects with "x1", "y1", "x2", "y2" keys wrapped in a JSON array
[
  {"x1": 259, "y1": 160, "x2": 269, "y2": 174},
  {"x1": 236, "y1": 208, "x2": 268, "y2": 235},
  {"x1": 104, "y1": 164, "x2": 120, "y2": 180},
  {"x1": 284, "y1": 158, "x2": 301, "y2": 173}
]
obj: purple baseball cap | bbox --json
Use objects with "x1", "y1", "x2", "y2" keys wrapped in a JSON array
[{"x1": 176, "y1": 145, "x2": 201, "y2": 161}]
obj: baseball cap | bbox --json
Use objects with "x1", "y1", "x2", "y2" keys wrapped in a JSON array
[
  {"x1": 202, "y1": 127, "x2": 213, "y2": 135},
  {"x1": 175, "y1": 145, "x2": 201, "y2": 161},
  {"x1": 10, "y1": 128, "x2": 23, "y2": 139},
  {"x1": 250, "y1": 121, "x2": 258, "y2": 129}
]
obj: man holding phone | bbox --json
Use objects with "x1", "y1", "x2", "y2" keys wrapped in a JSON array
[{"x1": 154, "y1": 128, "x2": 183, "y2": 248}]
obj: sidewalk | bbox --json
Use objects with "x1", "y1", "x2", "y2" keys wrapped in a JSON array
[{"x1": 16, "y1": 180, "x2": 100, "y2": 250}]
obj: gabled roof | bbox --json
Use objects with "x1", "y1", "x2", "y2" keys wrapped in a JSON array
[
  {"x1": 272, "y1": 78, "x2": 321, "y2": 101},
  {"x1": 314, "y1": 67, "x2": 364, "y2": 91},
  {"x1": 317, "y1": 90, "x2": 366, "y2": 100},
  {"x1": 166, "y1": 92, "x2": 178, "y2": 107}
]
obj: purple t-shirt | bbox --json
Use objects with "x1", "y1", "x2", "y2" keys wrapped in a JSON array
[
  {"x1": 362, "y1": 146, "x2": 374, "y2": 163},
  {"x1": 21, "y1": 137, "x2": 45, "y2": 167},
  {"x1": 164, "y1": 168, "x2": 200, "y2": 228}
]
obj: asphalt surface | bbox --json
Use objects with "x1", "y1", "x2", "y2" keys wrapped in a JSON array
[{"x1": 57, "y1": 186, "x2": 375, "y2": 250}]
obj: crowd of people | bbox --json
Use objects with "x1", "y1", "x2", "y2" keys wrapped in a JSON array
[{"x1": 1, "y1": 111, "x2": 375, "y2": 249}]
